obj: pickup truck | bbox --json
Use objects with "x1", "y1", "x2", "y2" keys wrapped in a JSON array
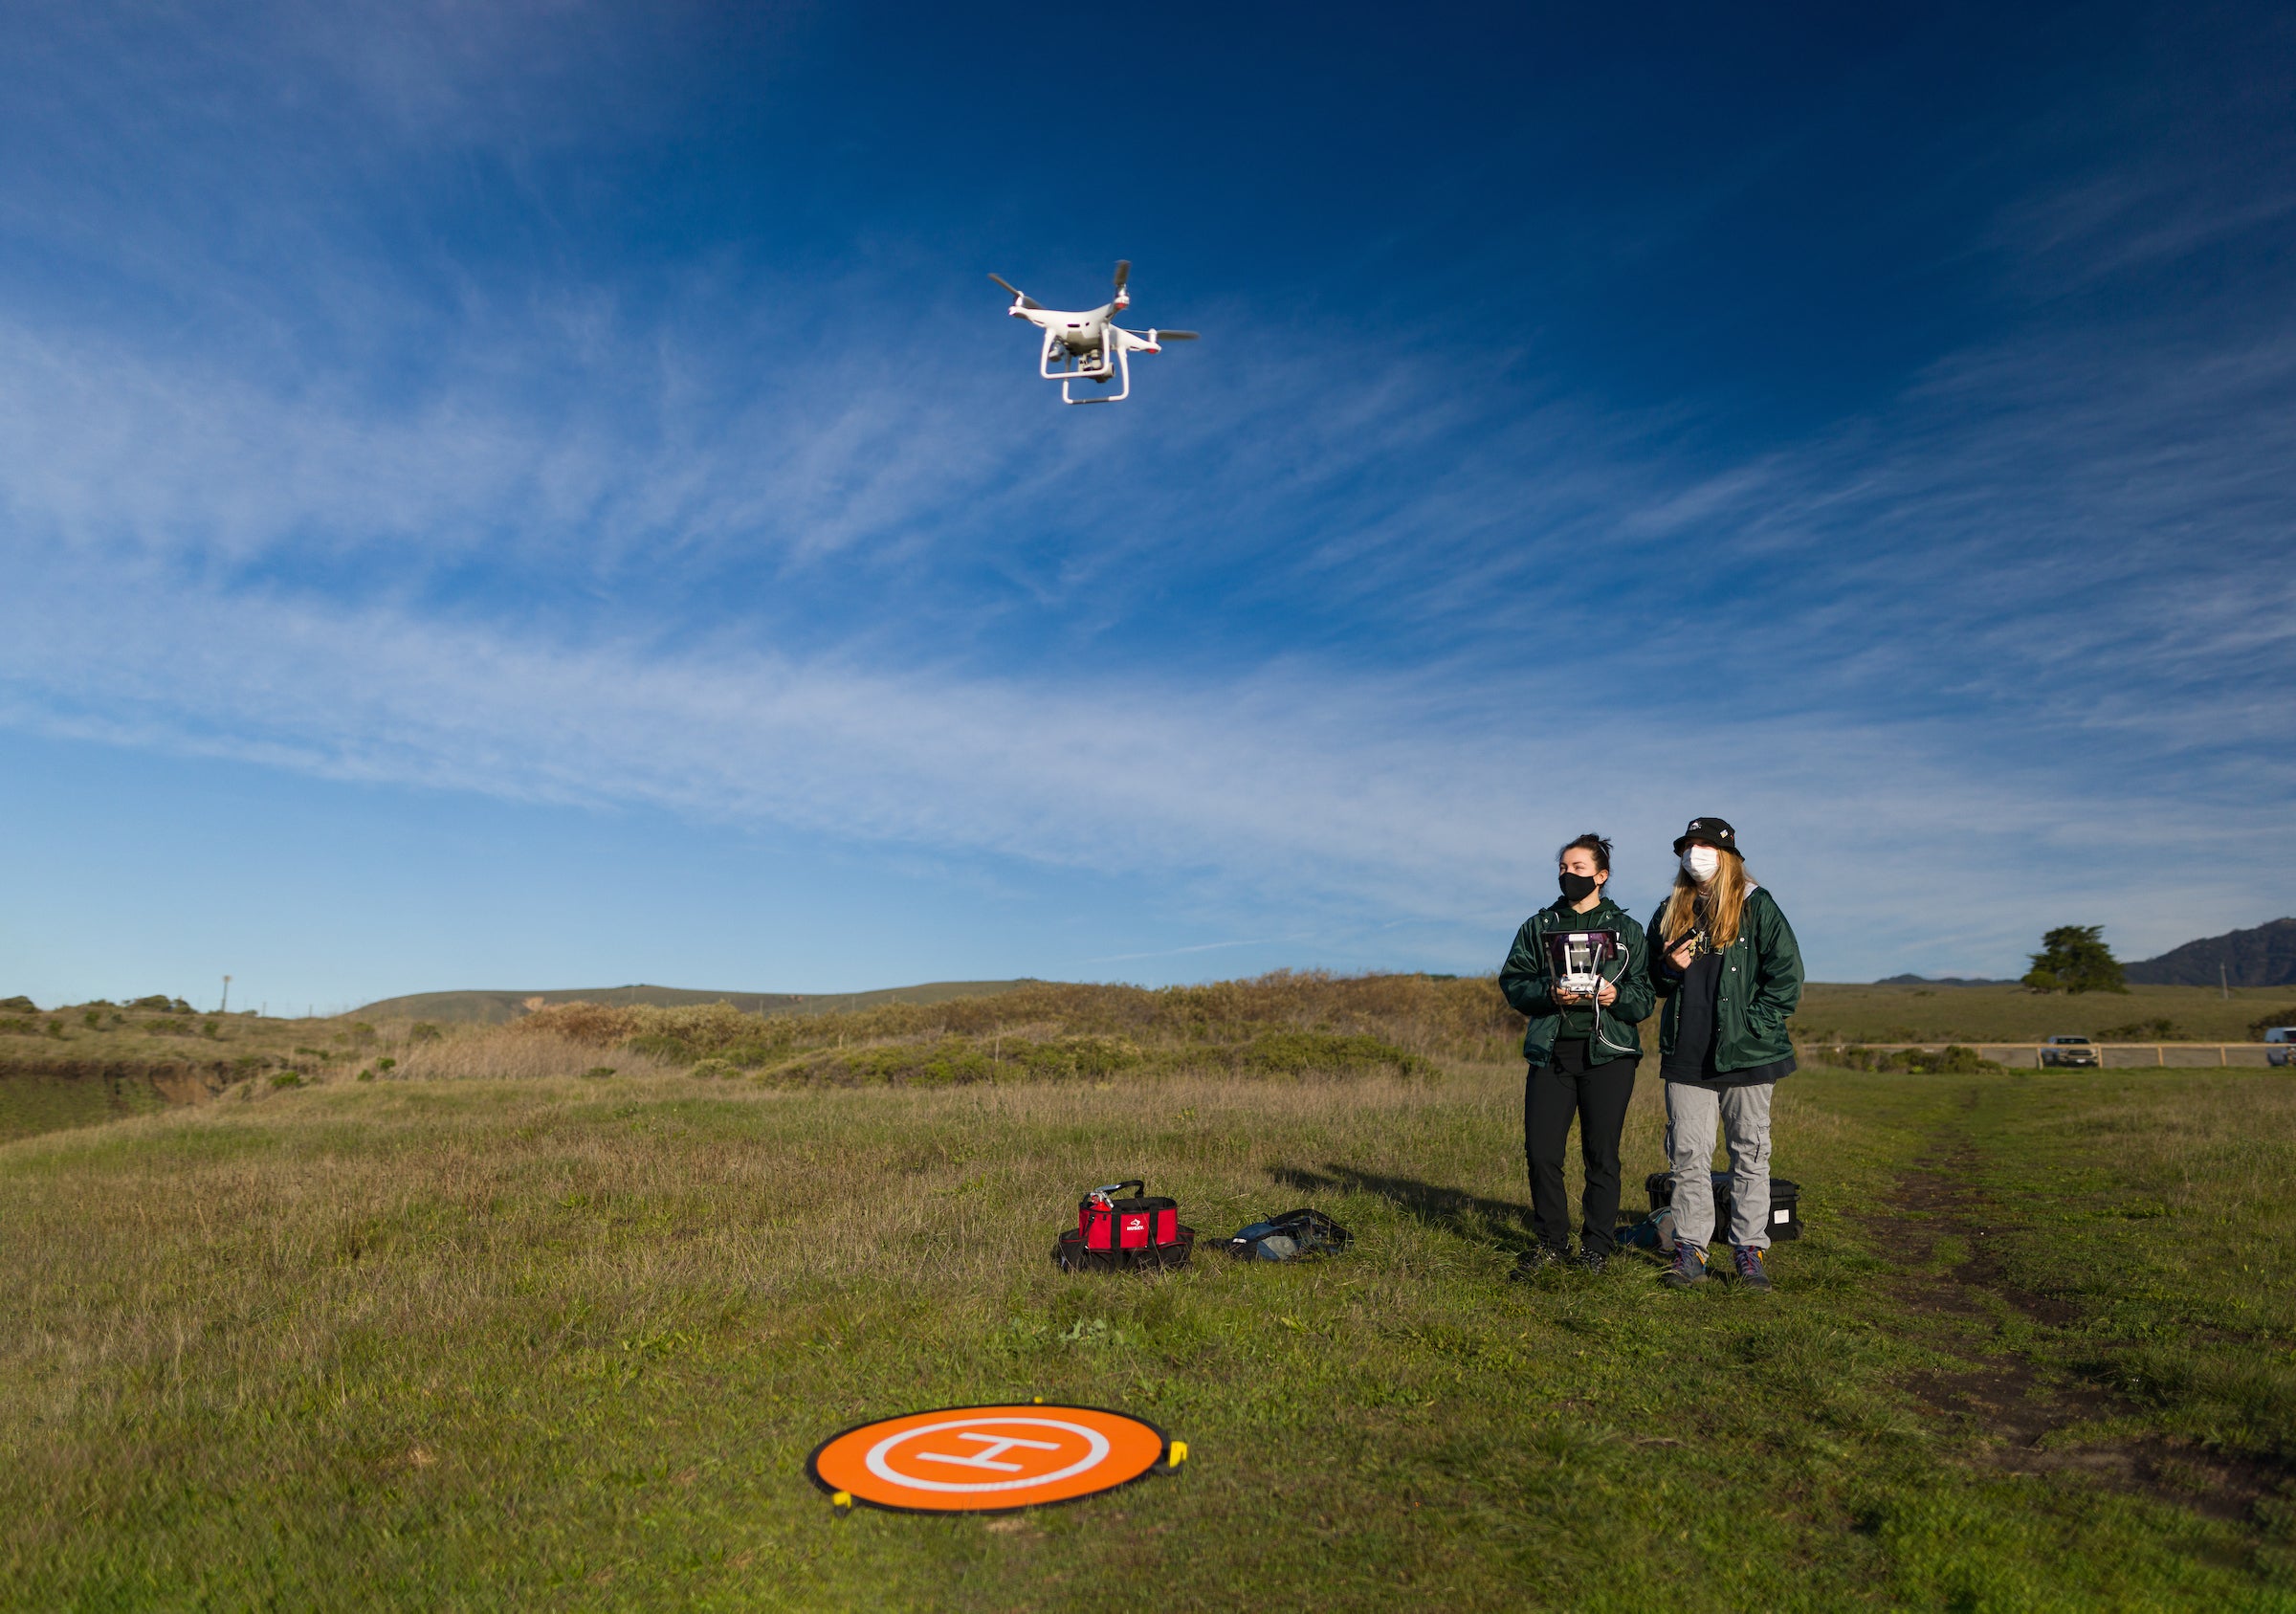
[{"x1": 2040, "y1": 1035, "x2": 2101, "y2": 1069}]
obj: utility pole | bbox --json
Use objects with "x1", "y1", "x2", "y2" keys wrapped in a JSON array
[
  {"x1": 220, "y1": 975, "x2": 232, "y2": 1014},
  {"x1": 2221, "y1": 961, "x2": 2231, "y2": 1000}
]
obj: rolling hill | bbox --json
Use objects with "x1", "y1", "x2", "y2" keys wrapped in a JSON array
[
  {"x1": 2124, "y1": 918, "x2": 2296, "y2": 987},
  {"x1": 352, "y1": 980, "x2": 1038, "y2": 1026}
]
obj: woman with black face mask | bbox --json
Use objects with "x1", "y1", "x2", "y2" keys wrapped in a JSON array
[{"x1": 1498, "y1": 834, "x2": 1655, "y2": 1272}]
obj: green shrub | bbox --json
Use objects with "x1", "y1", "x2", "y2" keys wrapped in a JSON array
[
  {"x1": 409, "y1": 1022, "x2": 443, "y2": 1043},
  {"x1": 81, "y1": 1009, "x2": 101, "y2": 1028},
  {"x1": 269, "y1": 1072, "x2": 304, "y2": 1089},
  {"x1": 1235, "y1": 1030, "x2": 1434, "y2": 1079},
  {"x1": 45, "y1": 1019, "x2": 65, "y2": 1039},
  {"x1": 689, "y1": 1058, "x2": 739, "y2": 1080},
  {"x1": 2101, "y1": 1017, "x2": 2180, "y2": 1040},
  {"x1": 1822, "y1": 1044, "x2": 2004, "y2": 1074},
  {"x1": 582, "y1": 1067, "x2": 617, "y2": 1080},
  {"x1": 377, "y1": 1057, "x2": 395, "y2": 1072},
  {"x1": 2248, "y1": 1006, "x2": 2296, "y2": 1040},
  {"x1": 202, "y1": 1020, "x2": 221, "y2": 1038},
  {"x1": 747, "y1": 1028, "x2": 1433, "y2": 1090},
  {"x1": 0, "y1": 994, "x2": 35, "y2": 1013}
]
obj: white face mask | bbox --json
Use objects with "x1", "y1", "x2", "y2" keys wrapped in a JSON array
[{"x1": 1682, "y1": 845, "x2": 1721, "y2": 883}]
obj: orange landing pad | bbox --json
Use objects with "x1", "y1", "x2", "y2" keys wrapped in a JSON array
[{"x1": 806, "y1": 1404, "x2": 1170, "y2": 1513}]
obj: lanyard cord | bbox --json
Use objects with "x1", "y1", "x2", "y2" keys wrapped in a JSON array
[{"x1": 1589, "y1": 953, "x2": 1639, "y2": 1057}]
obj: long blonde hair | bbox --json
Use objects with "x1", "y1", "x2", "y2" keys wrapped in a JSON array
[{"x1": 1659, "y1": 852, "x2": 1754, "y2": 949}]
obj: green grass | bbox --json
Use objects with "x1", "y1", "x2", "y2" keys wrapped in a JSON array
[
  {"x1": 6, "y1": 1057, "x2": 2295, "y2": 1611},
  {"x1": 1957, "y1": 1071, "x2": 2296, "y2": 1455}
]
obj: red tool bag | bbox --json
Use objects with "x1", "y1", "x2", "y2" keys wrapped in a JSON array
[{"x1": 1055, "y1": 1181, "x2": 1194, "y2": 1271}]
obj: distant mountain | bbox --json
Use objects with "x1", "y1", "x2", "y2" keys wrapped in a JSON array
[
  {"x1": 353, "y1": 980, "x2": 1037, "y2": 1027},
  {"x1": 2124, "y1": 918, "x2": 2296, "y2": 987},
  {"x1": 1874, "y1": 974, "x2": 2014, "y2": 987}
]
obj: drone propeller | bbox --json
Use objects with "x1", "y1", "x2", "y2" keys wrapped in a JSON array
[
  {"x1": 1151, "y1": 329, "x2": 1199, "y2": 341},
  {"x1": 988, "y1": 273, "x2": 1039, "y2": 310},
  {"x1": 1113, "y1": 260, "x2": 1131, "y2": 296}
]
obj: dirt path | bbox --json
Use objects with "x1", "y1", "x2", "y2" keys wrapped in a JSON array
[{"x1": 1867, "y1": 1097, "x2": 2290, "y2": 1528}]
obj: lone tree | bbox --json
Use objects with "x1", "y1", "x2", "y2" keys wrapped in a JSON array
[{"x1": 2022, "y1": 925, "x2": 2129, "y2": 994}]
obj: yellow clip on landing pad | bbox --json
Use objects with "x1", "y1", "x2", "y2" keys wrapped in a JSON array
[{"x1": 807, "y1": 1404, "x2": 1171, "y2": 1514}]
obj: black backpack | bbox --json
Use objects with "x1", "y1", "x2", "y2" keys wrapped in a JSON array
[{"x1": 1226, "y1": 1207, "x2": 1351, "y2": 1261}]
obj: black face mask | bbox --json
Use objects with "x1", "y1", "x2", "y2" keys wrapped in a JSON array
[{"x1": 1557, "y1": 871, "x2": 1601, "y2": 903}]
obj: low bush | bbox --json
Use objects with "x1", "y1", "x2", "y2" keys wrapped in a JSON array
[
  {"x1": 2101, "y1": 1017, "x2": 2182, "y2": 1040},
  {"x1": 1822, "y1": 1044, "x2": 2004, "y2": 1074},
  {"x1": 748, "y1": 1028, "x2": 1433, "y2": 1089},
  {"x1": 2248, "y1": 1006, "x2": 2296, "y2": 1040}
]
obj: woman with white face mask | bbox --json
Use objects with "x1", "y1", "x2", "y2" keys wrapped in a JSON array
[{"x1": 1647, "y1": 817, "x2": 1804, "y2": 1292}]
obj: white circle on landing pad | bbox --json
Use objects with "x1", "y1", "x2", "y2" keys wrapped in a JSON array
[{"x1": 864, "y1": 1417, "x2": 1111, "y2": 1494}]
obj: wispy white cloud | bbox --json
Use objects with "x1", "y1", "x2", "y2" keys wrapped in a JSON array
[{"x1": 2, "y1": 552, "x2": 2285, "y2": 978}]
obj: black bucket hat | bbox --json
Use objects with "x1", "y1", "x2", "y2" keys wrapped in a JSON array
[{"x1": 1672, "y1": 816, "x2": 1740, "y2": 855}]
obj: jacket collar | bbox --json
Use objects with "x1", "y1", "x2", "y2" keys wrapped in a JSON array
[{"x1": 1546, "y1": 894, "x2": 1622, "y2": 923}]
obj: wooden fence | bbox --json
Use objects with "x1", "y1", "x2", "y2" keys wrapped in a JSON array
[{"x1": 1815, "y1": 1042, "x2": 2287, "y2": 1070}]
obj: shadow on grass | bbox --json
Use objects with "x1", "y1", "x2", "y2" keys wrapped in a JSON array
[{"x1": 1271, "y1": 1162, "x2": 1537, "y2": 1258}]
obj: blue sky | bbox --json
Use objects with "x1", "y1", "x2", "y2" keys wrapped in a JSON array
[{"x1": 3, "y1": 1, "x2": 2292, "y2": 1009}]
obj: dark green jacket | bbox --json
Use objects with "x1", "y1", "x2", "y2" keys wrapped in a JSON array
[
  {"x1": 1646, "y1": 886, "x2": 1803, "y2": 1072},
  {"x1": 1498, "y1": 896, "x2": 1656, "y2": 1067}
]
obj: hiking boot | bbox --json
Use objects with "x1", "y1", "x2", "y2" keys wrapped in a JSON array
[
  {"x1": 1661, "y1": 1243, "x2": 1709, "y2": 1288},
  {"x1": 1568, "y1": 1247, "x2": 1608, "y2": 1273},
  {"x1": 1509, "y1": 1245, "x2": 1567, "y2": 1281},
  {"x1": 1729, "y1": 1245, "x2": 1773, "y2": 1291}
]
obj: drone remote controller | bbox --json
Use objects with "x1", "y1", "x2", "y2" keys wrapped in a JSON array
[{"x1": 1544, "y1": 929, "x2": 1623, "y2": 996}]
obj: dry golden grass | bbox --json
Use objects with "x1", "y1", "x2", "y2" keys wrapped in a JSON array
[
  {"x1": 386, "y1": 1027, "x2": 684, "y2": 1083},
  {"x1": 510, "y1": 969, "x2": 1530, "y2": 1062}
]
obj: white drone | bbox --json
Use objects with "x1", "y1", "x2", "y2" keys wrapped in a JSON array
[{"x1": 989, "y1": 260, "x2": 1197, "y2": 405}]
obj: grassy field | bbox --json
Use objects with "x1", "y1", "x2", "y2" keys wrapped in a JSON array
[
  {"x1": 6, "y1": 1032, "x2": 2296, "y2": 1609},
  {"x1": 9, "y1": 974, "x2": 2288, "y2": 1150}
]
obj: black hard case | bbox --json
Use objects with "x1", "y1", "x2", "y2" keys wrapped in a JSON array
[{"x1": 1644, "y1": 1169, "x2": 1802, "y2": 1240}]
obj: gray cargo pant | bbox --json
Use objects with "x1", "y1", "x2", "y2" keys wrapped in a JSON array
[{"x1": 1664, "y1": 1080, "x2": 1775, "y2": 1250}]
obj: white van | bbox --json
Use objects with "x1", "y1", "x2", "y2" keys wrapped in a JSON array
[{"x1": 2267, "y1": 1028, "x2": 2295, "y2": 1068}]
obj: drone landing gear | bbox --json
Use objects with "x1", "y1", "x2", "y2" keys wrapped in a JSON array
[{"x1": 1040, "y1": 331, "x2": 1128, "y2": 405}]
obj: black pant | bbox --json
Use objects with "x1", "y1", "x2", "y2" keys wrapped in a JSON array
[{"x1": 1525, "y1": 1040, "x2": 1639, "y2": 1256}]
